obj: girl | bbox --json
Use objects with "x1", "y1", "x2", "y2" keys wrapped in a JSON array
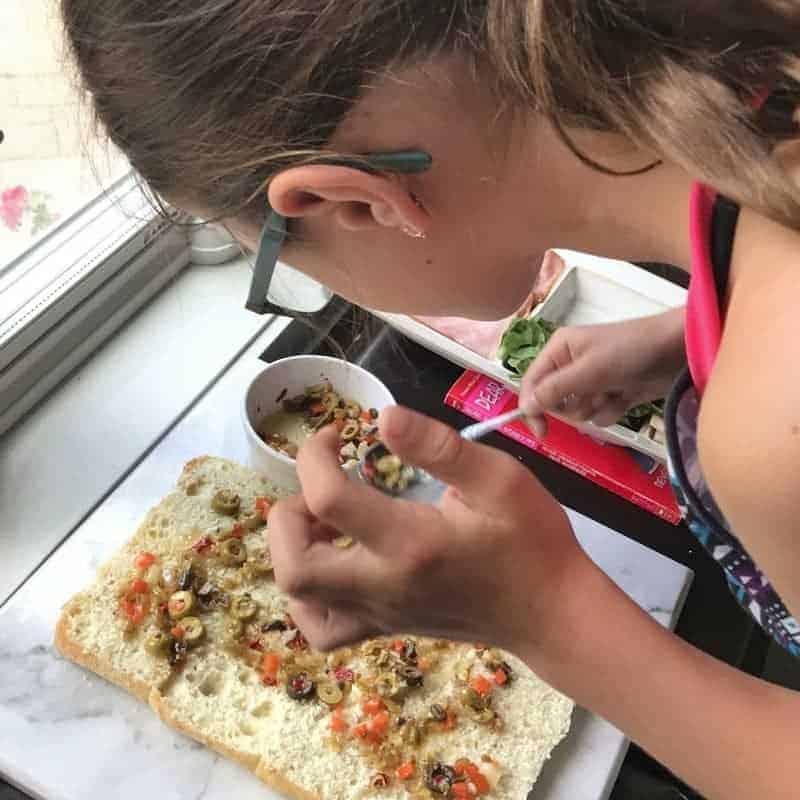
[{"x1": 61, "y1": 1, "x2": 800, "y2": 797}]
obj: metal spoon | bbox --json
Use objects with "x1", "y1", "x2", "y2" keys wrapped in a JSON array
[{"x1": 355, "y1": 408, "x2": 526, "y2": 503}]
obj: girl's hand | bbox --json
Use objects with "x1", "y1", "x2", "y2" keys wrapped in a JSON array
[
  {"x1": 519, "y1": 307, "x2": 686, "y2": 437},
  {"x1": 268, "y1": 406, "x2": 594, "y2": 657}
]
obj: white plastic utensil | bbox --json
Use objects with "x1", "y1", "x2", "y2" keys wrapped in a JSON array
[
  {"x1": 459, "y1": 407, "x2": 525, "y2": 441},
  {"x1": 356, "y1": 407, "x2": 527, "y2": 503}
]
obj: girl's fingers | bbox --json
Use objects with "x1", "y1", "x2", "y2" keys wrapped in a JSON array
[
  {"x1": 269, "y1": 493, "x2": 383, "y2": 602},
  {"x1": 520, "y1": 355, "x2": 614, "y2": 420},
  {"x1": 378, "y1": 405, "x2": 529, "y2": 510},
  {"x1": 286, "y1": 598, "x2": 381, "y2": 651},
  {"x1": 591, "y1": 398, "x2": 631, "y2": 428},
  {"x1": 295, "y1": 425, "x2": 421, "y2": 553}
]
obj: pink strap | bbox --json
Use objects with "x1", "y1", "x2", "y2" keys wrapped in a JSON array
[
  {"x1": 685, "y1": 89, "x2": 769, "y2": 395},
  {"x1": 685, "y1": 183, "x2": 721, "y2": 396}
]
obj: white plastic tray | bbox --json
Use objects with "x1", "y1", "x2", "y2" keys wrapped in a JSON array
[{"x1": 374, "y1": 249, "x2": 686, "y2": 463}]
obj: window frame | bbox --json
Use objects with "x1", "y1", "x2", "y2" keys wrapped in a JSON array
[{"x1": 0, "y1": 172, "x2": 195, "y2": 433}]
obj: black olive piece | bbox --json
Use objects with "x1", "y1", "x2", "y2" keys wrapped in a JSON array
[
  {"x1": 168, "y1": 637, "x2": 188, "y2": 667},
  {"x1": 196, "y1": 582, "x2": 217, "y2": 608},
  {"x1": 178, "y1": 567, "x2": 194, "y2": 591},
  {"x1": 263, "y1": 619, "x2": 289, "y2": 633},
  {"x1": 497, "y1": 661, "x2": 513, "y2": 682},
  {"x1": 398, "y1": 665, "x2": 424, "y2": 687},
  {"x1": 425, "y1": 763, "x2": 456, "y2": 795},
  {"x1": 429, "y1": 704, "x2": 447, "y2": 722},
  {"x1": 286, "y1": 672, "x2": 316, "y2": 701},
  {"x1": 284, "y1": 394, "x2": 310, "y2": 413},
  {"x1": 396, "y1": 716, "x2": 408, "y2": 727},
  {"x1": 400, "y1": 639, "x2": 418, "y2": 663}
]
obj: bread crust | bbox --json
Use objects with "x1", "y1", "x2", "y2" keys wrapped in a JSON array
[
  {"x1": 54, "y1": 595, "x2": 153, "y2": 704},
  {"x1": 149, "y1": 691, "x2": 261, "y2": 772}
]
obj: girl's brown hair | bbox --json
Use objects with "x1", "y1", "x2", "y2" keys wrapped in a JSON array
[{"x1": 62, "y1": 0, "x2": 800, "y2": 228}]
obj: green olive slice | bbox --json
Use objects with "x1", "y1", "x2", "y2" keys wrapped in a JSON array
[
  {"x1": 181, "y1": 616, "x2": 205, "y2": 645},
  {"x1": 344, "y1": 400, "x2": 361, "y2": 419},
  {"x1": 249, "y1": 547, "x2": 274, "y2": 575},
  {"x1": 211, "y1": 489, "x2": 241, "y2": 516},
  {"x1": 168, "y1": 590, "x2": 195, "y2": 620},
  {"x1": 306, "y1": 382, "x2": 332, "y2": 399},
  {"x1": 460, "y1": 687, "x2": 486, "y2": 711},
  {"x1": 322, "y1": 392, "x2": 341, "y2": 413},
  {"x1": 220, "y1": 538, "x2": 247, "y2": 566},
  {"x1": 230, "y1": 593, "x2": 258, "y2": 621},
  {"x1": 375, "y1": 454, "x2": 402, "y2": 475},
  {"x1": 317, "y1": 682, "x2": 344, "y2": 706},
  {"x1": 470, "y1": 707, "x2": 496, "y2": 724},
  {"x1": 144, "y1": 630, "x2": 170, "y2": 656},
  {"x1": 239, "y1": 510, "x2": 264, "y2": 531},
  {"x1": 340, "y1": 420, "x2": 360, "y2": 441}
]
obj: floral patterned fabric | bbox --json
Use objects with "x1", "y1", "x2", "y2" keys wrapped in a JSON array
[{"x1": 665, "y1": 369, "x2": 800, "y2": 656}]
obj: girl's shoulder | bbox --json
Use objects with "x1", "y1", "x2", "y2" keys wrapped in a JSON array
[{"x1": 697, "y1": 208, "x2": 800, "y2": 546}]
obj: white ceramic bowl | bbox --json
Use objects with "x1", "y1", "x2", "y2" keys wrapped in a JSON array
[{"x1": 242, "y1": 355, "x2": 395, "y2": 491}]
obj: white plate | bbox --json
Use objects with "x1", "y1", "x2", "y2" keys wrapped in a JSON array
[{"x1": 373, "y1": 250, "x2": 686, "y2": 463}]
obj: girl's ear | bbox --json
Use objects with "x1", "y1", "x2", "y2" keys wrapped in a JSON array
[{"x1": 267, "y1": 165, "x2": 429, "y2": 237}]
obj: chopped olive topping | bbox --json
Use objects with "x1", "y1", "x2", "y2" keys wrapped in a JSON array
[
  {"x1": 262, "y1": 619, "x2": 288, "y2": 633},
  {"x1": 177, "y1": 566, "x2": 194, "y2": 592},
  {"x1": 306, "y1": 382, "x2": 332, "y2": 399},
  {"x1": 371, "y1": 773, "x2": 390, "y2": 789},
  {"x1": 376, "y1": 454, "x2": 402, "y2": 474},
  {"x1": 425, "y1": 763, "x2": 456, "y2": 795},
  {"x1": 283, "y1": 394, "x2": 310, "y2": 413},
  {"x1": 286, "y1": 672, "x2": 315, "y2": 701},
  {"x1": 362, "y1": 447, "x2": 418, "y2": 495},
  {"x1": 399, "y1": 639, "x2": 418, "y2": 663},
  {"x1": 230, "y1": 593, "x2": 258, "y2": 621},
  {"x1": 340, "y1": 420, "x2": 360, "y2": 441},
  {"x1": 469, "y1": 708, "x2": 496, "y2": 724},
  {"x1": 220, "y1": 538, "x2": 247, "y2": 567},
  {"x1": 332, "y1": 536, "x2": 353, "y2": 549},
  {"x1": 461, "y1": 687, "x2": 486, "y2": 711},
  {"x1": 317, "y1": 682, "x2": 344, "y2": 706},
  {"x1": 196, "y1": 581, "x2": 217, "y2": 610},
  {"x1": 168, "y1": 590, "x2": 195, "y2": 620},
  {"x1": 498, "y1": 660, "x2": 513, "y2": 679},
  {"x1": 401, "y1": 720, "x2": 421, "y2": 746},
  {"x1": 248, "y1": 547, "x2": 273, "y2": 575},
  {"x1": 181, "y1": 616, "x2": 205, "y2": 645},
  {"x1": 144, "y1": 630, "x2": 170, "y2": 656},
  {"x1": 429, "y1": 704, "x2": 447, "y2": 722},
  {"x1": 397, "y1": 664, "x2": 424, "y2": 687},
  {"x1": 211, "y1": 489, "x2": 241, "y2": 516},
  {"x1": 239, "y1": 510, "x2": 264, "y2": 531},
  {"x1": 322, "y1": 392, "x2": 340, "y2": 414}
]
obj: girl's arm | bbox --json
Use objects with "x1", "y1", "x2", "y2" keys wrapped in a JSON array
[{"x1": 528, "y1": 561, "x2": 798, "y2": 800}]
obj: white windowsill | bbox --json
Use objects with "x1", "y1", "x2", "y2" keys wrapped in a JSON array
[{"x1": 0, "y1": 256, "x2": 289, "y2": 604}]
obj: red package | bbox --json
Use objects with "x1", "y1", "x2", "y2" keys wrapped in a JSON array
[{"x1": 445, "y1": 371, "x2": 681, "y2": 525}]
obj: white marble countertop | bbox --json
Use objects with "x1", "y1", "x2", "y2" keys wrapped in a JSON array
[{"x1": 0, "y1": 350, "x2": 693, "y2": 800}]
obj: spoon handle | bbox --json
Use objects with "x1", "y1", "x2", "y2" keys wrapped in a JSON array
[{"x1": 459, "y1": 408, "x2": 526, "y2": 442}]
